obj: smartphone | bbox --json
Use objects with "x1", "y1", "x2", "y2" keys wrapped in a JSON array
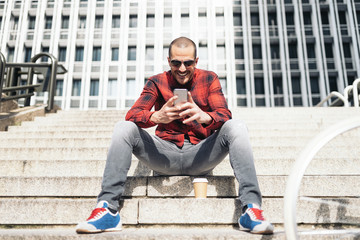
[{"x1": 173, "y1": 88, "x2": 188, "y2": 106}]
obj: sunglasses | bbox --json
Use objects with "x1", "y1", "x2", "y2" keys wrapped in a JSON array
[{"x1": 170, "y1": 59, "x2": 195, "y2": 68}]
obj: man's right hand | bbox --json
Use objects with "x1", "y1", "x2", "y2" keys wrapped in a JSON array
[{"x1": 150, "y1": 96, "x2": 182, "y2": 124}]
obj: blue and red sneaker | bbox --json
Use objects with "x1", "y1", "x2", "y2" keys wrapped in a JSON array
[
  {"x1": 76, "y1": 201, "x2": 122, "y2": 233},
  {"x1": 239, "y1": 204, "x2": 274, "y2": 234}
]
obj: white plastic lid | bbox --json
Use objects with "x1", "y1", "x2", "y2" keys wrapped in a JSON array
[{"x1": 192, "y1": 178, "x2": 208, "y2": 183}]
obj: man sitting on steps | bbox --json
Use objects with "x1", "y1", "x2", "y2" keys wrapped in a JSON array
[{"x1": 75, "y1": 36, "x2": 274, "y2": 235}]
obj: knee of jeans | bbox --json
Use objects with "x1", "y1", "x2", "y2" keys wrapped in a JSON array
[
  {"x1": 222, "y1": 119, "x2": 249, "y2": 136},
  {"x1": 113, "y1": 121, "x2": 139, "y2": 138}
]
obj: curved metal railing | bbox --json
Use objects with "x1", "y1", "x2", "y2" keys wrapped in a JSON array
[
  {"x1": 315, "y1": 91, "x2": 348, "y2": 107},
  {"x1": 316, "y1": 78, "x2": 360, "y2": 107},
  {"x1": 284, "y1": 117, "x2": 360, "y2": 240}
]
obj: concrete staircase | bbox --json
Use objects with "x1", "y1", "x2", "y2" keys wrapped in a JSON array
[{"x1": 1, "y1": 107, "x2": 360, "y2": 239}]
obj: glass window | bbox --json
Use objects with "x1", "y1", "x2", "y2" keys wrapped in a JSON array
[
  {"x1": 288, "y1": 43, "x2": 297, "y2": 58},
  {"x1": 164, "y1": 14, "x2": 172, "y2": 27},
  {"x1": 235, "y1": 44, "x2": 244, "y2": 59},
  {"x1": 338, "y1": 11, "x2": 346, "y2": 24},
  {"x1": 45, "y1": 16, "x2": 52, "y2": 29},
  {"x1": 343, "y1": 42, "x2": 351, "y2": 58},
  {"x1": 61, "y1": 15, "x2": 69, "y2": 29},
  {"x1": 28, "y1": 16, "x2": 36, "y2": 29},
  {"x1": 198, "y1": 12, "x2": 207, "y2": 27},
  {"x1": 92, "y1": 47, "x2": 101, "y2": 61},
  {"x1": 236, "y1": 77, "x2": 246, "y2": 94},
  {"x1": 41, "y1": 47, "x2": 49, "y2": 62},
  {"x1": 199, "y1": 44, "x2": 208, "y2": 60},
  {"x1": 181, "y1": 14, "x2": 190, "y2": 27},
  {"x1": 268, "y1": 13, "x2": 277, "y2": 26},
  {"x1": 128, "y1": 46, "x2": 136, "y2": 60},
  {"x1": 126, "y1": 78, "x2": 136, "y2": 97},
  {"x1": 233, "y1": 12, "x2": 242, "y2": 26},
  {"x1": 273, "y1": 77, "x2": 283, "y2": 94},
  {"x1": 216, "y1": 13, "x2": 225, "y2": 27},
  {"x1": 129, "y1": 15, "x2": 137, "y2": 28},
  {"x1": 251, "y1": 12, "x2": 260, "y2": 26},
  {"x1": 329, "y1": 77, "x2": 338, "y2": 92},
  {"x1": 147, "y1": 14, "x2": 155, "y2": 27},
  {"x1": 145, "y1": 46, "x2": 154, "y2": 60},
  {"x1": 56, "y1": 80, "x2": 63, "y2": 96},
  {"x1": 310, "y1": 77, "x2": 320, "y2": 93},
  {"x1": 108, "y1": 79, "x2": 117, "y2": 97},
  {"x1": 255, "y1": 77, "x2": 265, "y2": 94},
  {"x1": 78, "y1": 16, "x2": 86, "y2": 28},
  {"x1": 216, "y1": 45, "x2": 226, "y2": 59},
  {"x1": 286, "y1": 12, "x2": 294, "y2": 25},
  {"x1": 303, "y1": 12, "x2": 311, "y2": 25},
  {"x1": 90, "y1": 79, "x2": 99, "y2": 96},
  {"x1": 58, "y1": 47, "x2": 66, "y2": 62},
  {"x1": 111, "y1": 48, "x2": 119, "y2": 61},
  {"x1": 292, "y1": 77, "x2": 301, "y2": 94},
  {"x1": 253, "y1": 44, "x2": 262, "y2": 59},
  {"x1": 24, "y1": 47, "x2": 32, "y2": 62},
  {"x1": 7, "y1": 47, "x2": 15, "y2": 62},
  {"x1": 72, "y1": 79, "x2": 81, "y2": 96},
  {"x1": 306, "y1": 43, "x2": 315, "y2": 58},
  {"x1": 321, "y1": 11, "x2": 329, "y2": 24},
  {"x1": 12, "y1": 16, "x2": 19, "y2": 30},
  {"x1": 112, "y1": 15, "x2": 120, "y2": 28},
  {"x1": 75, "y1": 47, "x2": 84, "y2": 61},
  {"x1": 270, "y1": 44, "x2": 280, "y2": 59},
  {"x1": 325, "y1": 43, "x2": 333, "y2": 58},
  {"x1": 95, "y1": 15, "x2": 103, "y2": 28}
]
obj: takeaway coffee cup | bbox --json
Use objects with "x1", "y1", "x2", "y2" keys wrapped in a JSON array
[{"x1": 192, "y1": 178, "x2": 208, "y2": 199}]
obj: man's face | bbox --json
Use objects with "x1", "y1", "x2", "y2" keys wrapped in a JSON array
[{"x1": 168, "y1": 45, "x2": 198, "y2": 85}]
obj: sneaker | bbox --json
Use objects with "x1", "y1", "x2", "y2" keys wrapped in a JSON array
[
  {"x1": 76, "y1": 201, "x2": 122, "y2": 233},
  {"x1": 238, "y1": 203, "x2": 274, "y2": 234}
]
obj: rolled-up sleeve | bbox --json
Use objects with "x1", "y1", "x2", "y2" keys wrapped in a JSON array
[
  {"x1": 125, "y1": 80, "x2": 158, "y2": 128},
  {"x1": 203, "y1": 75, "x2": 232, "y2": 130}
]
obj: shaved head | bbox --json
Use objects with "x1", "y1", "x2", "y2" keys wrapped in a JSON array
[{"x1": 168, "y1": 37, "x2": 197, "y2": 59}]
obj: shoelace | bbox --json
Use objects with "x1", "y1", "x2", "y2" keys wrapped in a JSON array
[
  {"x1": 248, "y1": 208, "x2": 265, "y2": 221},
  {"x1": 87, "y1": 208, "x2": 106, "y2": 221}
]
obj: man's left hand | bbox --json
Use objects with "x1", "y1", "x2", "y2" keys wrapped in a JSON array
[{"x1": 178, "y1": 92, "x2": 212, "y2": 125}]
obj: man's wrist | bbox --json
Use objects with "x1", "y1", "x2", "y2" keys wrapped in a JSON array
[
  {"x1": 150, "y1": 111, "x2": 159, "y2": 124},
  {"x1": 201, "y1": 112, "x2": 212, "y2": 125}
]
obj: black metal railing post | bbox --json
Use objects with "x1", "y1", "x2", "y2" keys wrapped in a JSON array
[
  {"x1": 26, "y1": 53, "x2": 58, "y2": 111},
  {"x1": 0, "y1": 52, "x2": 5, "y2": 98}
]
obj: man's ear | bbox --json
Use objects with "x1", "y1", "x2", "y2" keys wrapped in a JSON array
[
  {"x1": 194, "y1": 57, "x2": 199, "y2": 66},
  {"x1": 167, "y1": 57, "x2": 171, "y2": 66}
]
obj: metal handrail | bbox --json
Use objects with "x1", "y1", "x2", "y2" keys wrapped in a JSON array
[
  {"x1": 0, "y1": 52, "x2": 67, "y2": 111},
  {"x1": 284, "y1": 117, "x2": 360, "y2": 240},
  {"x1": 353, "y1": 78, "x2": 360, "y2": 107},
  {"x1": 315, "y1": 91, "x2": 348, "y2": 107}
]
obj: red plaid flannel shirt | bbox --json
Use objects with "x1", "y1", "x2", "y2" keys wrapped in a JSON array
[{"x1": 125, "y1": 68, "x2": 232, "y2": 147}]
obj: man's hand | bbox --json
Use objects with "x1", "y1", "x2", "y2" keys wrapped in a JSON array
[
  {"x1": 178, "y1": 92, "x2": 212, "y2": 125},
  {"x1": 150, "y1": 96, "x2": 183, "y2": 124}
]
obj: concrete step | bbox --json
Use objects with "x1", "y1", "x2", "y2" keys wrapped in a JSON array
[
  {"x1": 1, "y1": 228, "x2": 360, "y2": 240},
  {"x1": 3, "y1": 128, "x2": 360, "y2": 138},
  {"x1": 1, "y1": 175, "x2": 359, "y2": 197},
  {"x1": 0, "y1": 145, "x2": 358, "y2": 160},
  {"x1": 0, "y1": 197, "x2": 359, "y2": 225},
  {"x1": 1, "y1": 135, "x2": 358, "y2": 148},
  {"x1": 18, "y1": 120, "x2": 353, "y2": 129},
  {"x1": 2, "y1": 157, "x2": 359, "y2": 177},
  {"x1": 32, "y1": 113, "x2": 357, "y2": 122}
]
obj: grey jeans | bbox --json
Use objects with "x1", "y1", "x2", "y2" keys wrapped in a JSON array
[{"x1": 98, "y1": 119, "x2": 262, "y2": 211}]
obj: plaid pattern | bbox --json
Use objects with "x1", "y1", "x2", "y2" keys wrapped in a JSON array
[{"x1": 125, "y1": 69, "x2": 232, "y2": 147}]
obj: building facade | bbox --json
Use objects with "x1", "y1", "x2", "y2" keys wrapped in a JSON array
[{"x1": 1, "y1": 0, "x2": 360, "y2": 109}]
